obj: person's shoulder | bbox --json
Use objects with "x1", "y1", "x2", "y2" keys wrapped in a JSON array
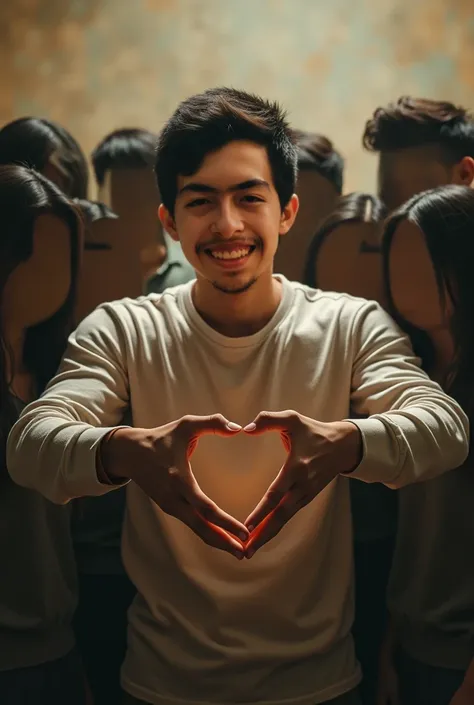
[
  {"x1": 75, "y1": 284, "x2": 190, "y2": 337},
  {"x1": 288, "y1": 280, "x2": 378, "y2": 321}
]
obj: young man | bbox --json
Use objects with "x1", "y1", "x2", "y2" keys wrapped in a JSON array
[
  {"x1": 273, "y1": 129, "x2": 343, "y2": 282},
  {"x1": 7, "y1": 88, "x2": 469, "y2": 705},
  {"x1": 92, "y1": 127, "x2": 195, "y2": 291},
  {"x1": 363, "y1": 96, "x2": 474, "y2": 211}
]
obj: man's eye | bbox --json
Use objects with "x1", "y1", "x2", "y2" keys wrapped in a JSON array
[
  {"x1": 242, "y1": 195, "x2": 264, "y2": 203},
  {"x1": 186, "y1": 198, "x2": 210, "y2": 208}
]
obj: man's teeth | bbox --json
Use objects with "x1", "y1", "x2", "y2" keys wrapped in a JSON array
[{"x1": 210, "y1": 248, "x2": 250, "y2": 260}]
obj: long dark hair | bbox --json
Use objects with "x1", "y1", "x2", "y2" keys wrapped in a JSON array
[
  {"x1": 382, "y1": 184, "x2": 474, "y2": 419},
  {"x1": 304, "y1": 192, "x2": 386, "y2": 287},
  {"x1": 0, "y1": 165, "x2": 82, "y2": 452},
  {"x1": 0, "y1": 117, "x2": 88, "y2": 199}
]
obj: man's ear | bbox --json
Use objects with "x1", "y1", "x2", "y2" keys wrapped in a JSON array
[
  {"x1": 158, "y1": 204, "x2": 179, "y2": 241},
  {"x1": 279, "y1": 194, "x2": 299, "y2": 237},
  {"x1": 453, "y1": 156, "x2": 474, "y2": 187}
]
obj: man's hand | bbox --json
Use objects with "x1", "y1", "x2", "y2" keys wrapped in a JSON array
[
  {"x1": 100, "y1": 414, "x2": 249, "y2": 558},
  {"x1": 243, "y1": 411, "x2": 362, "y2": 557}
]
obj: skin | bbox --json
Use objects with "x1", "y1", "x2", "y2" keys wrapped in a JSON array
[
  {"x1": 102, "y1": 139, "x2": 362, "y2": 558},
  {"x1": 377, "y1": 146, "x2": 474, "y2": 212}
]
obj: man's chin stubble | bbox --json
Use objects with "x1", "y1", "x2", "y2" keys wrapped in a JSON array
[{"x1": 211, "y1": 277, "x2": 258, "y2": 295}]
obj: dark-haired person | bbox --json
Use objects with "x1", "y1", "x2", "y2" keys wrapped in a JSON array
[
  {"x1": 304, "y1": 193, "x2": 393, "y2": 705},
  {"x1": 7, "y1": 88, "x2": 469, "y2": 705},
  {"x1": 0, "y1": 117, "x2": 88, "y2": 198},
  {"x1": 92, "y1": 127, "x2": 195, "y2": 292},
  {"x1": 73, "y1": 195, "x2": 137, "y2": 705},
  {"x1": 273, "y1": 129, "x2": 343, "y2": 282},
  {"x1": 363, "y1": 97, "x2": 474, "y2": 212},
  {"x1": 0, "y1": 165, "x2": 85, "y2": 704},
  {"x1": 376, "y1": 185, "x2": 474, "y2": 705}
]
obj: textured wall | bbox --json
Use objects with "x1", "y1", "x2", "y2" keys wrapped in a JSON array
[{"x1": 1, "y1": 0, "x2": 474, "y2": 194}]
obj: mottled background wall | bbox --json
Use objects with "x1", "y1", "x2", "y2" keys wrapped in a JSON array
[{"x1": 1, "y1": 0, "x2": 474, "y2": 194}]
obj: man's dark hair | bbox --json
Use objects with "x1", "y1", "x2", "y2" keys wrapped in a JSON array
[
  {"x1": 292, "y1": 129, "x2": 344, "y2": 194},
  {"x1": 155, "y1": 87, "x2": 297, "y2": 215},
  {"x1": 363, "y1": 96, "x2": 474, "y2": 162},
  {"x1": 92, "y1": 128, "x2": 158, "y2": 186}
]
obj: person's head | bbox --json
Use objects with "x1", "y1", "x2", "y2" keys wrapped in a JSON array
[
  {"x1": 0, "y1": 117, "x2": 88, "y2": 199},
  {"x1": 156, "y1": 87, "x2": 299, "y2": 295},
  {"x1": 74, "y1": 199, "x2": 118, "y2": 250},
  {"x1": 91, "y1": 128, "x2": 158, "y2": 187},
  {"x1": 0, "y1": 164, "x2": 82, "y2": 448},
  {"x1": 293, "y1": 129, "x2": 344, "y2": 194},
  {"x1": 382, "y1": 184, "x2": 474, "y2": 418},
  {"x1": 363, "y1": 97, "x2": 474, "y2": 211},
  {"x1": 304, "y1": 192, "x2": 386, "y2": 288}
]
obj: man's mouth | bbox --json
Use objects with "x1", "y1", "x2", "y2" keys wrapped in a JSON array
[{"x1": 202, "y1": 243, "x2": 257, "y2": 266}]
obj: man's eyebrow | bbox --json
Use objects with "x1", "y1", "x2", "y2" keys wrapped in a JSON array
[{"x1": 178, "y1": 179, "x2": 270, "y2": 196}]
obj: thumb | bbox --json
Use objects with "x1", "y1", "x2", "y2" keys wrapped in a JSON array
[
  {"x1": 243, "y1": 410, "x2": 297, "y2": 435},
  {"x1": 182, "y1": 413, "x2": 242, "y2": 439}
]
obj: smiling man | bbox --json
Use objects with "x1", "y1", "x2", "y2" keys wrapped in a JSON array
[{"x1": 6, "y1": 88, "x2": 469, "y2": 705}]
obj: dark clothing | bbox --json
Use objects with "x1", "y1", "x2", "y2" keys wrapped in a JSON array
[
  {"x1": 0, "y1": 648, "x2": 86, "y2": 705},
  {"x1": 74, "y1": 573, "x2": 136, "y2": 705},
  {"x1": 0, "y1": 397, "x2": 77, "y2": 672},
  {"x1": 395, "y1": 647, "x2": 465, "y2": 705}
]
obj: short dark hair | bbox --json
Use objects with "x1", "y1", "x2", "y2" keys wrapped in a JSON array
[
  {"x1": 292, "y1": 129, "x2": 344, "y2": 194},
  {"x1": 363, "y1": 96, "x2": 474, "y2": 162},
  {"x1": 304, "y1": 192, "x2": 386, "y2": 287},
  {"x1": 0, "y1": 117, "x2": 88, "y2": 198},
  {"x1": 92, "y1": 128, "x2": 158, "y2": 186},
  {"x1": 155, "y1": 87, "x2": 297, "y2": 215}
]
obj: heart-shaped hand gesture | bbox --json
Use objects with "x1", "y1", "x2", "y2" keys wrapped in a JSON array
[
  {"x1": 100, "y1": 414, "x2": 250, "y2": 558},
  {"x1": 242, "y1": 410, "x2": 362, "y2": 558}
]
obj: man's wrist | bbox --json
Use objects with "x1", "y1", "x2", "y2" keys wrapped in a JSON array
[
  {"x1": 98, "y1": 426, "x2": 140, "y2": 483},
  {"x1": 333, "y1": 420, "x2": 363, "y2": 474}
]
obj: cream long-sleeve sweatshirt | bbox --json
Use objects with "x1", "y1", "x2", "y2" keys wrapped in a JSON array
[{"x1": 7, "y1": 277, "x2": 469, "y2": 705}]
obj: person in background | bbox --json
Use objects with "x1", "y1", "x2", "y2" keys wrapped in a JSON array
[
  {"x1": 0, "y1": 164, "x2": 84, "y2": 705},
  {"x1": 6, "y1": 87, "x2": 469, "y2": 705},
  {"x1": 91, "y1": 127, "x2": 195, "y2": 292},
  {"x1": 0, "y1": 117, "x2": 89, "y2": 199},
  {"x1": 304, "y1": 192, "x2": 392, "y2": 705},
  {"x1": 362, "y1": 97, "x2": 474, "y2": 212},
  {"x1": 273, "y1": 129, "x2": 343, "y2": 282},
  {"x1": 377, "y1": 186, "x2": 474, "y2": 705}
]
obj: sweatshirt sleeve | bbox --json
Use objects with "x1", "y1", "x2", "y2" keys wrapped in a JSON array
[
  {"x1": 347, "y1": 301, "x2": 469, "y2": 488},
  {"x1": 7, "y1": 304, "x2": 131, "y2": 504}
]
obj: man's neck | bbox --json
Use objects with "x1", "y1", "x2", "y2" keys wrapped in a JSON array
[{"x1": 192, "y1": 272, "x2": 282, "y2": 338}]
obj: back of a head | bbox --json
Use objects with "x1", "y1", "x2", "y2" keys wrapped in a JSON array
[
  {"x1": 274, "y1": 129, "x2": 343, "y2": 281},
  {"x1": 92, "y1": 128, "x2": 165, "y2": 280},
  {"x1": 383, "y1": 184, "x2": 474, "y2": 415},
  {"x1": 91, "y1": 128, "x2": 158, "y2": 187},
  {"x1": 293, "y1": 129, "x2": 344, "y2": 194},
  {"x1": 0, "y1": 164, "x2": 81, "y2": 446},
  {"x1": 305, "y1": 192, "x2": 387, "y2": 303},
  {"x1": 0, "y1": 117, "x2": 88, "y2": 199},
  {"x1": 363, "y1": 97, "x2": 474, "y2": 210},
  {"x1": 155, "y1": 86, "x2": 297, "y2": 216},
  {"x1": 363, "y1": 97, "x2": 474, "y2": 156}
]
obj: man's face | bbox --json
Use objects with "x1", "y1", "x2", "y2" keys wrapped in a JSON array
[
  {"x1": 377, "y1": 146, "x2": 453, "y2": 212},
  {"x1": 160, "y1": 140, "x2": 298, "y2": 295}
]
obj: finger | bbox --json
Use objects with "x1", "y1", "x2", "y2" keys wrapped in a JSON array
[
  {"x1": 243, "y1": 410, "x2": 299, "y2": 435},
  {"x1": 245, "y1": 490, "x2": 310, "y2": 558},
  {"x1": 244, "y1": 462, "x2": 295, "y2": 531},
  {"x1": 174, "y1": 502, "x2": 245, "y2": 558},
  {"x1": 181, "y1": 413, "x2": 242, "y2": 439},
  {"x1": 181, "y1": 480, "x2": 250, "y2": 543}
]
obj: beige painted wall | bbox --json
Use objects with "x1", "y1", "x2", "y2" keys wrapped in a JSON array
[{"x1": 1, "y1": 0, "x2": 474, "y2": 194}]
